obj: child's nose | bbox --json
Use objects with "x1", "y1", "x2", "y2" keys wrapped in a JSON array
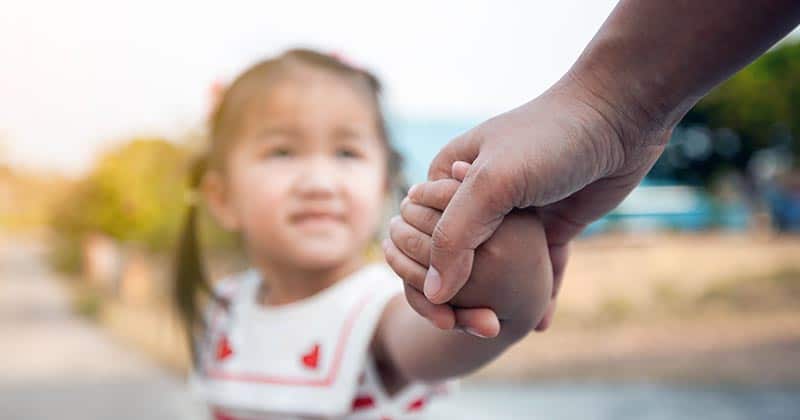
[{"x1": 294, "y1": 157, "x2": 338, "y2": 197}]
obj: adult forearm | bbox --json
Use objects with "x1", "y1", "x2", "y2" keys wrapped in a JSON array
[{"x1": 566, "y1": 0, "x2": 800, "y2": 138}]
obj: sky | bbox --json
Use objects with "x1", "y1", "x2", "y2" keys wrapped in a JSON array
[
  {"x1": 1, "y1": 1, "x2": 796, "y2": 175},
  {"x1": 0, "y1": 0, "x2": 621, "y2": 174}
]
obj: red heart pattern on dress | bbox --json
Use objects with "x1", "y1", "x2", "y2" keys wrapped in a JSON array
[
  {"x1": 216, "y1": 336, "x2": 234, "y2": 361},
  {"x1": 351, "y1": 394, "x2": 375, "y2": 410},
  {"x1": 301, "y1": 343, "x2": 320, "y2": 369},
  {"x1": 407, "y1": 397, "x2": 426, "y2": 411}
]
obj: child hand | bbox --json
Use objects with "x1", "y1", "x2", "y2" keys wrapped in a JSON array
[{"x1": 383, "y1": 162, "x2": 553, "y2": 338}]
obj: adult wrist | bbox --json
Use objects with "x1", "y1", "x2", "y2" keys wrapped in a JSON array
[{"x1": 554, "y1": 57, "x2": 680, "y2": 177}]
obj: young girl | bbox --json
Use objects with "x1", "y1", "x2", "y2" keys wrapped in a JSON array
[{"x1": 174, "y1": 49, "x2": 553, "y2": 419}]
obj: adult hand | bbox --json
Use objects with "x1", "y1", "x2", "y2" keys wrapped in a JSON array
[
  {"x1": 391, "y1": 0, "x2": 800, "y2": 334},
  {"x1": 407, "y1": 78, "x2": 670, "y2": 332}
]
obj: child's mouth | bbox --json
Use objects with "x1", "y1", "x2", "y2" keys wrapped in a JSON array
[{"x1": 290, "y1": 211, "x2": 345, "y2": 228}]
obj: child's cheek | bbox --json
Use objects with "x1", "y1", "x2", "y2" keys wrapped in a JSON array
[
  {"x1": 345, "y1": 169, "x2": 387, "y2": 245},
  {"x1": 236, "y1": 168, "x2": 291, "y2": 240}
]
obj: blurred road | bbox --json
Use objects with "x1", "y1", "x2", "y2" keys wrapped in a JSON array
[{"x1": 0, "y1": 238, "x2": 206, "y2": 420}]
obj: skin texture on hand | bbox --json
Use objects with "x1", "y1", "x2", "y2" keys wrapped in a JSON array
[
  {"x1": 409, "y1": 86, "x2": 666, "y2": 334},
  {"x1": 384, "y1": 163, "x2": 553, "y2": 338},
  {"x1": 390, "y1": 0, "x2": 800, "y2": 334},
  {"x1": 373, "y1": 175, "x2": 553, "y2": 383}
]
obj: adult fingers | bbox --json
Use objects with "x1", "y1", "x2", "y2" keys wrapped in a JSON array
[
  {"x1": 534, "y1": 243, "x2": 569, "y2": 332},
  {"x1": 534, "y1": 301, "x2": 557, "y2": 332},
  {"x1": 424, "y1": 159, "x2": 511, "y2": 304},
  {"x1": 549, "y1": 243, "x2": 569, "y2": 299}
]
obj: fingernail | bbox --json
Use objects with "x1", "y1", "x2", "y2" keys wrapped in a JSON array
[
  {"x1": 463, "y1": 327, "x2": 489, "y2": 339},
  {"x1": 434, "y1": 317, "x2": 454, "y2": 330},
  {"x1": 407, "y1": 183, "x2": 419, "y2": 200},
  {"x1": 423, "y1": 267, "x2": 441, "y2": 301}
]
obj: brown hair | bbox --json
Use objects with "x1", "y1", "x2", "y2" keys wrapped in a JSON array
[{"x1": 173, "y1": 49, "x2": 404, "y2": 368}]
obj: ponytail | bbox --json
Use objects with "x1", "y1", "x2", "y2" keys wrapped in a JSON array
[{"x1": 173, "y1": 157, "x2": 222, "y2": 368}]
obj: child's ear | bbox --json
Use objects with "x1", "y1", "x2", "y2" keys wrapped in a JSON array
[{"x1": 202, "y1": 171, "x2": 240, "y2": 232}]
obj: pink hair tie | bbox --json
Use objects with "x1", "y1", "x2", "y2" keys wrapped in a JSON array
[{"x1": 330, "y1": 51, "x2": 363, "y2": 71}]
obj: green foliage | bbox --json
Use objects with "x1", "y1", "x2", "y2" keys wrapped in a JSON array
[
  {"x1": 695, "y1": 40, "x2": 800, "y2": 154},
  {"x1": 650, "y1": 40, "x2": 800, "y2": 184},
  {"x1": 74, "y1": 288, "x2": 103, "y2": 319},
  {"x1": 51, "y1": 138, "x2": 191, "y2": 270}
]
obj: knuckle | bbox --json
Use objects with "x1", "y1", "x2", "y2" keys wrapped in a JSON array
[
  {"x1": 422, "y1": 208, "x2": 439, "y2": 230},
  {"x1": 383, "y1": 246, "x2": 397, "y2": 266},
  {"x1": 404, "y1": 234, "x2": 422, "y2": 255},
  {"x1": 400, "y1": 203, "x2": 413, "y2": 222},
  {"x1": 388, "y1": 216, "x2": 402, "y2": 234},
  {"x1": 400, "y1": 197, "x2": 410, "y2": 213},
  {"x1": 471, "y1": 161, "x2": 519, "y2": 212},
  {"x1": 432, "y1": 184, "x2": 450, "y2": 208},
  {"x1": 415, "y1": 182, "x2": 428, "y2": 204},
  {"x1": 389, "y1": 220, "x2": 407, "y2": 243}
]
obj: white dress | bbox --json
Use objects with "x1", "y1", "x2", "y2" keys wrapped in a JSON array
[{"x1": 191, "y1": 263, "x2": 450, "y2": 420}]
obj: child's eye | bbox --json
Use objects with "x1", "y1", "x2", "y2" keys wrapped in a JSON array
[
  {"x1": 336, "y1": 147, "x2": 360, "y2": 159},
  {"x1": 268, "y1": 147, "x2": 292, "y2": 158}
]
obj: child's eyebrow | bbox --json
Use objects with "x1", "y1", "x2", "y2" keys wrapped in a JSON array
[{"x1": 253, "y1": 126, "x2": 298, "y2": 139}]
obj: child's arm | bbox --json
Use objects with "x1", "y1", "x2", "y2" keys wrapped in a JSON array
[{"x1": 374, "y1": 176, "x2": 552, "y2": 384}]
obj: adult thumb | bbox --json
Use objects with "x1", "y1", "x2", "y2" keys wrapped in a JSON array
[{"x1": 423, "y1": 161, "x2": 511, "y2": 304}]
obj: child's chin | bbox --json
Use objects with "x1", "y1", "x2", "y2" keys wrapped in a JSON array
[{"x1": 291, "y1": 247, "x2": 352, "y2": 270}]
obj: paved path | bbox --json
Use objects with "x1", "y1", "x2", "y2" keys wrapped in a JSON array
[{"x1": 0, "y1": 238, "x2": 207, "y2": 420}]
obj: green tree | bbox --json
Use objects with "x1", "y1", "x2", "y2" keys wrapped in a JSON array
[
  {"x1": 51, "y1": 138, "x2": 190, "y2": 270},
  {"x1": 649, "y1": 40, "x2": 800, "y2": 184},
  {"x1": 696, "y1": 40, "x2": 800, "y2": 154}
]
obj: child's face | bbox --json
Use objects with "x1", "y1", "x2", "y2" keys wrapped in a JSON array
[{"x1": 207, "y1": 70, "x2": 388, "y2": 271}]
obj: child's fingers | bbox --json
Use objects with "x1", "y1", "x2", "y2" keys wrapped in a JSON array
[
  {"x1": 404, "y1": 284, "x2": 456, "y2": 331},
  {"x1": 389, "y1": 216, "x2": 432, "y2": 267},
  {"x1": 451, "y1": 161, "x2": 471, "y2": 182},
  {"x1": 400, "y1": 198, "x2": 441, "y2": 236},
  {"x1": 407, "y1": 178, "x2": 461, "y2": 211},
  {"x1": 454, "y1": 307, "x2": 501, "y2": 339},
  {"x1": 383, "y1": 238, "x2": 455, "y2": 330},
  {"x1": 383, "y1": 238, "x2": 426, "y2": 289}
]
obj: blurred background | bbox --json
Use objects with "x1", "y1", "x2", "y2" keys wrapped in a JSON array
[{"x1": 1, "y1": 1, "x2": 799, "y2": 419}]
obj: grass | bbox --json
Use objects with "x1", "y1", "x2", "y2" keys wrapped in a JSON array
[
  {"x1": 696, "y1": 266, "x2": 800, "y2": 311},
  {"x1": 570, "y1": 266, "x2": 800, "y2": 328},
  {"x1": 74, "y1": 289, "x2": 102, "y2": 319},
  {"x1": 593, "y1": 296, "x2": 636, "y2": 325}
]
